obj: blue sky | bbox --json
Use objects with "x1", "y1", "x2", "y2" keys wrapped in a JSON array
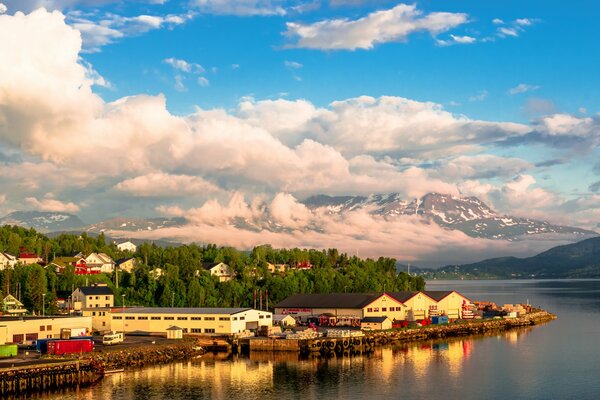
[{"x1": 0, "y1": 0, "x2": 599, "y2": 264}]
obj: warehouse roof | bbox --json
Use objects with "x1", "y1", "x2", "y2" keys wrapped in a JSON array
[
  {"x1": 422, "y1": 290, "x2": 471, "y2": 302},
  {"x1": 275, "y1": 293, "x2": 384, "y2": 309},
  {"x1": 361, "y1": 316, "x2": 389, "y2": 323},
  {"x1": 113, "y1": 307, "x2": 257, "y2": 315}
]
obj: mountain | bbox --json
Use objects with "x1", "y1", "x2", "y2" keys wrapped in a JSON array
[
  {"x1": 303, "y1": 193, "x2": 596, "y2": 241},
  {"x1": 0, "y1": 211, "x2": 85, "y2": 232},
  {"x1": 430, "y1": 236, "x2": 600, "y2": 278},
  {"x1": 85, "y1": 217, "x2": 187, "y2": 233}
]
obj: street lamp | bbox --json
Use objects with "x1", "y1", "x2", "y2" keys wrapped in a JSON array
[{"x1": 42, "y1": 293, "x2": 46, "y2": 317}]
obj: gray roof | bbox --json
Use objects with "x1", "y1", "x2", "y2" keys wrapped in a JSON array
[
  {"x1": 116, "y1": 307, "x2": 254, "y2": 315},
  {"x1": 361, "y1": 316, "x2": 389, "y2": 323},
  {"x1": 78, "y1": 285, "x2": 114, "y2": 296},
  {"x1": 422, "y1": 291, "x2": 455, "y2": 301},
  {"x1": 275, "y1": 293, "x2": 383, "y2": 309},
  {"x1": 166, "y1": 326, "x2": 183, "y2": 330},
  {"x1": 388, "y1": 291, "x2": 421, "y2": 303}
]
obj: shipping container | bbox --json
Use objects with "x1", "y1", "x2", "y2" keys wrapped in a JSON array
[
  {"x1": 36, "y1": 338, "x2": 56, "y2": 353},
  {"x1": 46, "y1": 339, "x2": 94, "y2": 355},
  {"x1": 432, "y1": 316, "x2": 449, "y2": 325},
  {"x1": 0, "y1": 344, "x2": 18, "y2": 358}
]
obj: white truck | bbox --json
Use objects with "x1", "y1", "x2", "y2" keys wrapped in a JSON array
[{"x1": 102, "y1": 332, "x2": 124, "y2": 345}]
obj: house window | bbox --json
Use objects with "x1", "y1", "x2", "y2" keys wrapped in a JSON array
[
  {"x1": 105, "y1": 304, "x2": 110, "y2": 307},
  {"x1": 151, "y1": 316, "x2": 161, "y2": 320},
  {"x1": 239, "y1": 317, "x2": 245, "y2": 321},
  {"x1": 233, "y1": 317, "x2": 238, "y2": 321},
  {"x1": 374, "y1": 308, "x2": 379, "y2": 312},
  {"x1": 266, "y1": 315, "x2": 271, "y2": 318},
  {"x1": 102, "y1": 322, "x2": 106, "y2": 326},
  {"x1": 46, "y1": 325, "x2": 52, "y2": 330},
  {"x1": 367, "y1": 308, "x2": 373, "y2": 312},
  {"x1": 105, "y1": 296, "x2": 109, "y2": 300},
  {"x1": 92, "y1": 312, "x2": 96, "y2": 316},
  {"x1": 259, "y1": 316, "x2": 264, "y2": 319},
  {"x1": 382, "y1": 308, "x2": 387, "y2": 312},
  {"x1": 40, "y1": 326, "x2": 45, "y2": 331},
  {"x1": 204, "y1": 328, "x2": 215, "y2": 333}
]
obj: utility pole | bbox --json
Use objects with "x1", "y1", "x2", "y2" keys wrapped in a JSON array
[{"x1": 42, "y1": 293, "x2": 46, "y2": 317}]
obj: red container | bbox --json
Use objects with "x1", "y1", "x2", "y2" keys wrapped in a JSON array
[{"x1": 46, "y1": 339, "x2": 94, "y2": 355}]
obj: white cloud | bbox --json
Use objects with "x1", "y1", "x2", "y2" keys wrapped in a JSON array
[
  {"x1": 197, "y1": 76, "x2": 210, "y2": 87},
  {"x1": 437, "y1": 34, "x2": 476, "y2": 46},
  {"x1": 191, "y1": 0, "x2": 286, "y2": 16},
  {"x1": 492, "y1": 18, "x2": 504, "y2": 25},
  {"x1": 164, "y1": 57, "x2": 205, "y2": 74},
  {"x1": 508, "y1": 83, "x2": 540, "y2": 95},
  {"x1": 438, "y1": 155, "x2": 533, "y2": 180},
  {"x1": 284, "y1": 60, "x2": 303, "y2": 68},
  {"x1": 0, "y1": 3, "x2": 7, "y2": 14},
  {"x1": 25, "y1": 195, "x2": 80, "y2": 213},
  {"x1": 515, "y1": 18, "x2": 532, "y2": 26},
  {"x1": 469, "y1": 90, "x2": 488, "y2": 102},
  {"x1": 284, "y1": 3, "x2": 468, "y2": 50},
  {"x1": 114, "y1": 173, "x2": 219, "y2": 197},
  {"x1": 498, "y1": 27, "x2": 518, "y2": 37}
]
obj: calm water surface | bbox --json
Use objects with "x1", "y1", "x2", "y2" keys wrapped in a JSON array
[{"x1": 45, "y1": 280, "x2": 600, "y2": 400}]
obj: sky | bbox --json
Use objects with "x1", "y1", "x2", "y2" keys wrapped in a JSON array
[{"x1": 1, "y1": 1, "x2": 599, "y2": 265}]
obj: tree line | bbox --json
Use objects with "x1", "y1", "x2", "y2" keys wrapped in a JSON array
[{"x1": 0, "y1": 225, "x2": 425, "y2": 314}]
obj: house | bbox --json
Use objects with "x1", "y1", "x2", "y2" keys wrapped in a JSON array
[
  {"x1": 17, "y1": 247, "x2": 43, "y2": 265},
  {"x1": 110, "y1": 307, "x2": 272, "y2": 335},
  {"x1": 0, "y1": 252, "x2": 17, "y2": 270},
  {"x1": 274, "y1": 292, "x2": 407, "y2": 326},
  {"x1": 273, "y1": 314, "x2": 297, "y2": 327},
  {"x1": 48, "y1": 256, "x2": 89, "y2": 274},
  {"x1": 71, "y1": 284, "x2": 115, "y2": 333},
  {"x1": 200, "y1": 262, "x2": 234, "y2": 282},
  {"x1": 2, "y1": 294, "x2": 27, "y2": 315},
  {"x1": 361, "y1": 316, "x2": 392, "y2": 331},
  {"x1": 116, "y1": 241, "x2": 137, "y2": 253},
  {"x1": 266, "y1": 263, "x2": 287, "y2": 274},
  {"x1": 85, "y1": 252, "x2": 115, "y2": 274},
  {"x1": 150, "y1": 267, "x2": 164, "y2": 279},
  {"x1": 423, "y1": 291, "x2": 472, "y2": 319},
  {"x1": 389, "y1": 291, "x2": 439, "y2": 321},
  {"x1": 116, "y1": 257, "x2": 137, "y2": 273}
]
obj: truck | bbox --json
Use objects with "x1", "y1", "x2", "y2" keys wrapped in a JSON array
[
  {"x1": 46, "y1": 339, "x2": 94, "y2": 355},
  {"x1": 102, "y1": 332, "x2": 124, "y2": 345}
]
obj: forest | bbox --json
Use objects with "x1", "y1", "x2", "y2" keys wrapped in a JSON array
[{"x1": 0, "y1": 225, "x2": 425, "y2": 315}]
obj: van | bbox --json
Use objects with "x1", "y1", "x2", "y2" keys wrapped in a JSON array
[{"x1": 102, "y1": 332, "x2": 124, "y2": 345}]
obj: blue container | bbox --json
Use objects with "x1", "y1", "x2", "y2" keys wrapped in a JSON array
[
  {"x1": 432, "y1": 316, "x2": 449, "y2": 324},
  {"x1": 36, "y1": 338, "x2": 56, "y2": 353}
]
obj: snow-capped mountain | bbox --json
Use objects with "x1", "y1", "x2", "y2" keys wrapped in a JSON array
[
  {"x1": 0, "y1": 211, "x2": 85, "y2": 232},
  {"x1": 85, "y1": 217, "x2": 187, "y2": 233},
  {"x1": 302, "y1": 193, "x2": 597, "y2": 240}
]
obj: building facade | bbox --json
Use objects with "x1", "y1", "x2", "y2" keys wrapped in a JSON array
[
  {"x1": 0, "y1": 316, "x2": 92, "y2": 344},
  {"x1": 110, "y1": 307, "x2": 272, "y2": 335},
  {"x1": 116, "y1": 241, "x2": 137, "y2": 252},
  {"x1": 72, "y1": 284, "x2": 114, "y2": 309}
]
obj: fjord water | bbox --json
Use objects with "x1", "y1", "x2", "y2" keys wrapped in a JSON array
[{"x1": 54, "y1": 280, "x2": 600, "y2": 400}]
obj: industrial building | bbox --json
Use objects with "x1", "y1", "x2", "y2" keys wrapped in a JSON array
[
  {"x1": 110, "y1": 307, "x2": 272, "y2": 335},
  {"x1": 72, "y1": 284, "x2": 115, "y2": 333},
  {"x1": 423, "y1": 291, "x2": 472, "y2": 318},
  {"x1": 0, "y1": 316, "x2": 92, "y2": 344}
]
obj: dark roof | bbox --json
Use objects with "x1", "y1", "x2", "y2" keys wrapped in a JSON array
[
  {"x1": 166, "y1": 326, "x2": 183, "y2": 330},
  {"x1": 422, "y1": 291, "x2": 455, "y2": 301},
  {"x1": 202, "y1": 262, "x2": 223, "y2": 270},
  {"x1": 114, "y1": 307, "x2": 254, "y2": 315},
  {"x1": 388, "y1": 291, "x2": 421, "y2": 303},
  {"x1": 77, "y1": 285, "x2": 114, "y2": 296},
  {"x1": 116, "y1": 257, "x2": 134, "y2": 265},
  {"x1": 275, "y1": 293, "x2": 383, "y2": 309},
  {"x1": 361, "y1": 316, "x2": 389, "y2": 323}
]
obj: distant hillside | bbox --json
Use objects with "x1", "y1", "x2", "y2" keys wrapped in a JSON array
[
  {"x1": 430, "y1": 236, "x2": 600, "y2": 279},
  {"x1": 0, "y1": 211, "x2": 85, "y2": 232}
]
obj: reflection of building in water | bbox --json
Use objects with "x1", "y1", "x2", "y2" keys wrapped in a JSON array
[
  {"x1": 504, "y1": 327, "x2": 533, "y2": 345},
  {"x1": 438, "y1": 339, "x2": 473, "y2": 377}
]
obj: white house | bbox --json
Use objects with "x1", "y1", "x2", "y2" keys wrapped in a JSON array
[
  {"x1": 200, "y1": 262, "x2": 234, "y2": 282},
  {"x1": 0, "y1": 252, "x2": 17, "y2": 270},
  {"x1": 85, "y1": 252, "x2": 115, "y2": 273},
  {"x1": 116, "y1": 241, "x2": 137, "y2": 253}
]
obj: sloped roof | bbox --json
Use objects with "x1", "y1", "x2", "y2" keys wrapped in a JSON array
[
  {"x1": 77, "y1": 285, "x2": 114, "y2": 296},
  {"x1": 114, "y1": 307, "x2": 253, "y2": 315},
  {"x1": 202, "y1": 262, "x2": 226, "y2": 270},
  {"x1": 423, "y1": 290, "x2": 471, "y2": 302},
  {"x1": 116, "y1": 257, "x2": 134, "y2": 266},
  {"x1": 275, "y1": 293, "x2": 383, "y2": 309},
  {"x1": 361, "y1": 316, "x2": 389, "y2": 323},
  {"x1": 388, "y1": 291, "x2": 421, "y2": 303}
]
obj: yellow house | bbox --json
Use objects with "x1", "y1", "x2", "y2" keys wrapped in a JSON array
[
  {"x1": 72, "y1": 284, "x2": 114, "y2": 310},
  {"x1": 390, "y1": 292, "x2": 438, "y2": 321},
  {"x1": 116, "y1": 257, "x2": 137, "y2": 273},
  {"x1": 424, "y1": 291, "x2": 472, "y2": 318}
]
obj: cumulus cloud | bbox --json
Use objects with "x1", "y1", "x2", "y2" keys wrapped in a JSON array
[
  {"x1": 436, "y1": 34, "x2": 476, "y2": 46},
  {"x1": 164, "y1": 57, "x2": 205, "y2": 74},
  {"x1": 25, "y1": 195, "x2": 80, "y2": 213},
  {"x1": 437, "y1": 155, "x2": 533, "y2": 180},
  {"x1": 114, "y1": 173, "x2": 220, "y2": 197},
  {"x1": 191, "y1": 0, "x2": 286, "y2": 16},
  {"x1": 284, "y1": 3, "x2": 468, "y2": 50},
  {"x1": 0, "y1": 3, "x2": 7, "y2": 14}
]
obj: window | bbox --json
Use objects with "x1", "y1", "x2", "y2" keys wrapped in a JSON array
[
  {"x1": 191, "y1": 317, "x2": 202, "y2": 320},
  {"x1": 105, "y1": 304, "x2": 110, "y2": 307},
  {"x1": 182, "y1": 328, "x2": 188, "y2": 333},
  {"x1": 95, "y1": 296, "x2": 99, "y2": 300},
  {"x1": 204, "y1": 317, "x2": 215, "y2": 321},
  {"x1": 105, "y1": 296, "x2": 109, "y2": 300},
  {"x1": 259, "y1": 316, "x2": 264, "y2": 319},
  {"x1": 164, "y1": 317, "x2": 174, "y2": 320},
  {"x1": 46, "y1": 325, "x2": 52, "y2": 330},
  {"x1": 219, "y1": 317, "x2": 230, "y2": 321},
  {"x1": 239, "y1": 317, "x2": 245, "y2": 321},
  {"x1": 113, "y1": 316, "x2": 122, "y2": 320},
  {"x1": 151, "y1": 316, "x2": 161, "y2": 320},
  {"x1": 40, "y1": 325, "x2": 45, "y2": 331},
  {"x1": 92, "y1": 312, "x2": 96, "y2": 316},
  {"x1": 266, "y1": 315, "x2": 271, "y2": 319},
  {"x1": 125, "y1": 316, "x2": 135, "y2": 320},
  {"x1": 102, "y1": 322, "x2": 106, "y2": 326},
  {"x1": 191, "y1": 328, "x2": 202, "y2": 333},
  {"x1": 88, "y1": 296, "x2": 92, "y2": 300},
  {"x1": 233, "y1": 317, "x2": 238, "y2": 321},
  {"x1": 367, "y1": 308, "x2": 373, "y2": 312},
  {"x1": 138, "y1": 316, "x2": 148, "y2": 320},
  {"x1": 204, "y1": 328, "x2": 215, "y2": 333},
  {"x1": 382, "y1": 308, "x2": 387, "y2": 312},
  {"x1": 374, "y1": 308, "x2": 379, "y2": 312},
  {"x1": 177, "y1": 317, "x2": 188, "y2": 320}
]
